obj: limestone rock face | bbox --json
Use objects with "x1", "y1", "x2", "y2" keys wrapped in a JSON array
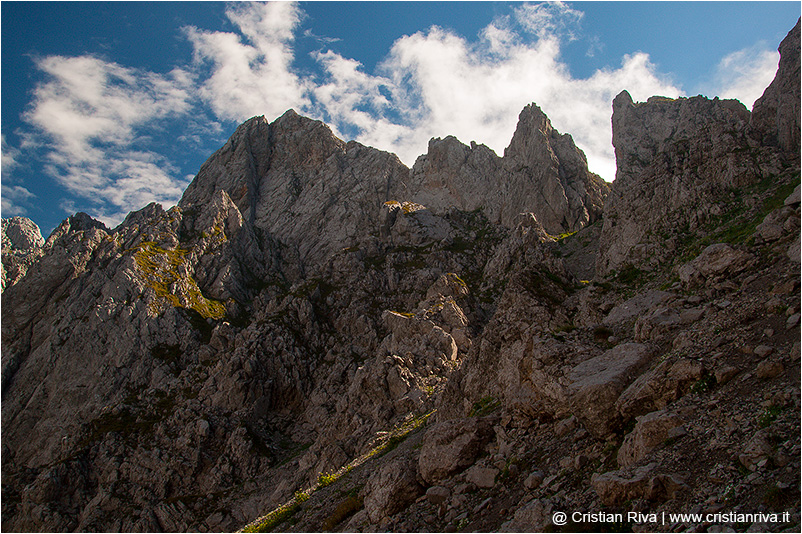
[
  {"x1": 409, "y1": 104, "x2": 609, "y2": 234},
  {"x1": 751, "y1": 18, "x2": 801, "y2": 155},
  {"x1": 598, "y1": 92, "x2": 769, "y2": 275},
  {"x1": 180, "y1": 110, "x2": 412, "y2": 280},
  {"x1": 1, "y1": 216, "x2": 45, "y2": 291},
  {"x1": 2, "y1": 216, "x2": 44, "y2": 251},
  {"x1": 2, "y1": 19, "x2": 801, "y2": 533},
  {"x1": 597, "y1": 20, "x2": 800, "y2": 277}
]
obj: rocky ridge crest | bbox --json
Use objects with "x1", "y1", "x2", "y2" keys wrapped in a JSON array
[{"x1": 1, "y1": 18, "x2": 800, "y2": 534}]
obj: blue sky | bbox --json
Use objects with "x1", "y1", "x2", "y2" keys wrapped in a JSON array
[{"x1": 2, "y1": 1, "x2": 799, "y2": 236}]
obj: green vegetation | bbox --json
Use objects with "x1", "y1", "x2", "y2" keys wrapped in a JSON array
[
  {"x1": 758, "y1": 404, "x2": 783, "y2": 428},
  {"x1": 240, "y1": 410, "x2": 434, "y2": 533},
  {"x1": 317, "y1": 471, "x2": 339, "y2": 488},
  {"x1": 676, "y1": 175, "x2": 799, "y2": 263},
  {"x1": 613, "y1": 264, "x2": 643, "y2": 285},
  {"x1": 689, "y1": 373, "x2": 716, "y2": 394},
  {"x1": 133, "y1": 241, "x2": 226, "y2": 319},
  {"x1": 242, "y1": 492, "x2": 306, "y2": 533},
  {"x1": 468, "y1": 396, "x2": 501, "y2": 417},
  {"x1": 552, "y1": 230, "x2": 577, "y2": 241},
  {"x1": 84, "y1": 389, "x2": 177, "y2": 445}
]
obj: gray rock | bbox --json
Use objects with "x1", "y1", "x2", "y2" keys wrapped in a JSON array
[
  {"x1": 464, "y1": 465, "x2": 499, "y2": 489},
  {"x1": 499, "y1": 498, "x2": 554, "y2": 532},
  {"x1": 753, "y1": 345, "x2": 773, "y2": 357},
  {"x1": 677, "y1": 244, "x2": 754, "y2": 288},
  {"x1": 418, "y1": 419, "x2": 494, "y2": 485},
  {"x1": 755, "y1": 360, "x2": 784, "y2": 379},
  {"x1": 425, "y1": 485, "x2": 451, "y2": 505},
  {"x1": 524, "y1": 471, "x2": 545, "y2": 490},
  {"x1": 568, "y1": 343, "x2": 657, "y2": 437},
  {"x1": 364, "y1": 457, "x2": 423, "y2": 524},
  {"x1": 715, "y1": 365, "x2": 739, "y2": 385},
  {"x1": 617, "y1": 410, "x2": 684, "y2": 467},
  {"x1": 408, "y1": 104, "x2": 608, "y2": 234},
  {"x1": 1, "y1": 216, "x2": 44, "y2": 251},
  {"x1": 592, "y1": 464, "x2": 685, "y2": 506},
  {"x1": 751, "y1": 20, "x2": 800, "y2": 155}
]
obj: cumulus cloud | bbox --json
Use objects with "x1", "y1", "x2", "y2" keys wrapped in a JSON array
[
  {"x1": 185, "y1": 1, "x2": 309, "y2": 122},
  {"x1": 708, "y1": 45, "x2": 779, "y2": 109},
  {"x1": 1, "y1": 184, "x2": 35, "y2": 217},
  {"x1": 12, "y1": 0, "x2": 777, "y2": 230},
  {"x1": 22, "y1": 55, "x2": 194, "y2": 227},
  {"x1": 310, "y1": 8, "x2": 681, "y2": 179}
]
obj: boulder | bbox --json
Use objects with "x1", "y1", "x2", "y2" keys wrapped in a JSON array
[
  {"x1": 363, "y1": 457, "x2": 423, "y2": 523},
  {"x1": 616, "y1": 358, "x2": 703, "y2": 420},
  {"x1": 418, "y1": 418, "x2": 494, "y2": 485},
  {"x1": 678, "y1": 243, "x2": 754, "y2": 287},
  {"x1": 568, "y1": 343, "x2": 656, "y2": 437},
  {"x1": 464, "y1": 465, "x2": 499, "y2": 489},
  {"x1": 592, "y1": 464, "x2": 686, "y2": 506},
  {"x1": 617, "y1": 410, "x2": 684, "y2": 467}
]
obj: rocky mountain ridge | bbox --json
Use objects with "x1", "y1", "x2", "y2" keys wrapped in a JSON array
[{"x1": 1, "y1": 18, "x2": 800, "y2": 534}]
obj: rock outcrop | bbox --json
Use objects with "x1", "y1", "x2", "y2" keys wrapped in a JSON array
[
  {"x1": 408, "y1": 104, "x2": 609, "y2": 234},
  {"x1": 1, "y1": 19, "x2": 800, "y2": 534},
  {"x1": 751, "y1": 18, "x2": 801, "y2": 155},
  {"x1": 1, "y1": 216, "x2": 45, "y2": 291},
  {"x1": 597, "y1": 19, "x2": 800, "y2": 277}
]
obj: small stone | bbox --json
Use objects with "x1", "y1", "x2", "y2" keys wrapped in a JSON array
[
  {"x1": 754, "y1": 345, "x2": 773, "y2": 357},
  {"x1": 453, "y1": 483, "x2": 474, "y2": 495},
  {"x1": 426, "y1": 486, "x2": 451, "y2": 506},
  {"x1": 554, "y1": 416, "x2": 578, "y2": 437},
  {"x1": 715, "y1": 365, "x2": 739, "y2": 385},
  {"x1": 524, "y1": 471, "x2": 545, "y2": 490},
  {"x1": 473, "y1": 497, "x2": 492, "y2": 514},
  {"x1": 574, "y1": 455, "x2": 590, "y2": 469},
  {"x1": 680, "y1": 308, "x2": 704, "y2": 323},
  {"x1": 786, "y1": 313, "x2": 800, "y2": 328},
  {"x1": 465, "y1": 466, "x2": 499, "y2": 489},
  {"x1": 755, "y1": 361, "x2": 784, "y2": 379},
  {"x1": 763, "y1": 328, "x2": 775, "y2": 337},
  {"x1": 508, "y1": 463, "x2": 520, "y2": 478}
]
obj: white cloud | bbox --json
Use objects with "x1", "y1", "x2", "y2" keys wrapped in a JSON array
[
  {"x1": 513, "y1": 1, "x2": 584, "y2": 41},
  {"x1": 1, "y1": 184, "x2": 35, "y2": 216},
  {"x1": 309, "y1": 11, "x2": 681, "y2": 180},
  {"x1": 22, "y1": 55, "x2": 193, "y2": 227},
  {"x1": 2, "y1": 135, "x2": 35, "y2": 217},
  {"x1": 2, "y1": 134, "x2": 21, "y2": 176},
  {"x1": 185, "y1": 1, "x2": 309, "y2": 122},
  {"x1": 708, "y1": 45, "x2": 779, "y2": 109},
  {"x1": 7, "y1": 0, "x2": 691, "y2": 229}
]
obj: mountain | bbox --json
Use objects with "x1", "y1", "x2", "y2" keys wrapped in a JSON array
[{"x1": 2, "y1": 19, "x2": 799, "y2": 533}]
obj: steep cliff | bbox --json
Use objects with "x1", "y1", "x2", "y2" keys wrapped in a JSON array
[
  {"x1": 408, "y1": 104, "x2": 608, "y2": 234},
  {"x1": 598, "y1": 19, "x2": 800, "y2": 277},
  {"x1": 752, "y1": 19, "x2": 801, "y2": 155},
  {"x1": 1, "y1": 20, "x2": 800, "y2": 534}
]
